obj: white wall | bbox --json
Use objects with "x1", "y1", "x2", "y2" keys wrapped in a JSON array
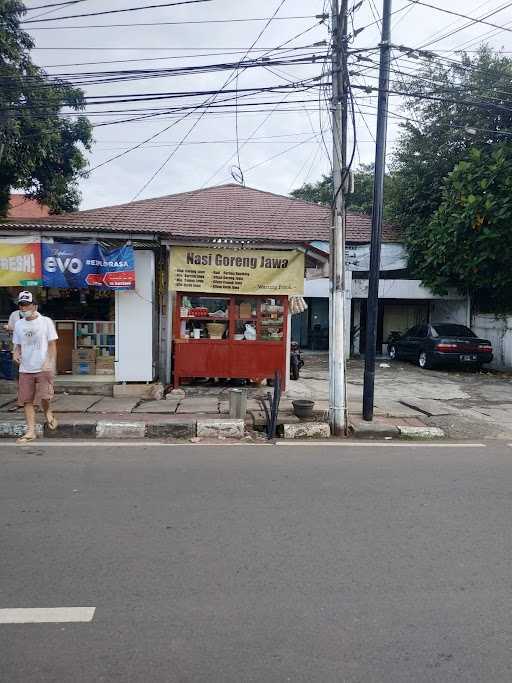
[
  {"x1": 472, "y1": 314, "x2": 512, "y2": 370},
  {"x1": 430, "y1": 299, "x2": 470, "y2": 326},
  {"x1": 352, "y1": 278, "x2": 465, "y2": 300},
  {"x1": 115, "y1": 250, "x2": 155, "y2": 382}
]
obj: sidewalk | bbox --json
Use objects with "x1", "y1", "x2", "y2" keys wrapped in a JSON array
[
  {"x1": 0, "y1": 363, "x2": 437, "y2": 441},
  {"x1": 2, "y1": 352, "x2": 510, "y2": 441}
]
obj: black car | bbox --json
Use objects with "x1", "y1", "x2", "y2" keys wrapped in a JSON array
[{"x1": 388, "y1": 323, "x2": 493, "y2": 370}]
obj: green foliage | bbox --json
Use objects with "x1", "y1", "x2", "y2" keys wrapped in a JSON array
[
  {"x1": 290, "y1": 173, "x2": 332, "y2": 205},
  {"x1": 411, "y1": 144, "x2": 512, "y2": 312},
  {"x1": 389, "y1": 48, "x2": 512, "y2": 237},
  {"x1": 290, "y1": 164, "x2": 395, "y2": 217},
  {"x1": 0, "y1": 1, "x2": 92, "y2": 216}
]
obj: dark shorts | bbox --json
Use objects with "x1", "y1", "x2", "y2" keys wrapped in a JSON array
[{"x1": 18, "y1": 372, "x2": 55, "y2": 406}]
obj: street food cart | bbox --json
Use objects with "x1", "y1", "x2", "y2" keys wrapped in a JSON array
[{"x1": 170, "y1": 246, "x2": 304, "y2": 388}]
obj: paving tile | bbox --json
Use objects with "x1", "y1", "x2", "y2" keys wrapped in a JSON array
[
  {"x1": 177, "y1": 398, "x2": 219, "y2": 414},
  {"x1": 87, "y1": 397, "x2": 139, "y2": 413},
  {"x1": 52, "y1": 395, "x2": 103, "y2": 413},
  {"x1": 132, "y1": 400, "x2": 178, "y2": 414},
  {"x1": 399, "y1": 398, "x2": 457, "y2": 417},
  {"x1": 0, "y1": 394, "x2": 17, "y2": 410}
]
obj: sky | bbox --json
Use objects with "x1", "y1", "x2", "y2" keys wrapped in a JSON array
[{"x1": 21, "y1": 0, "x2": 512, "y2": 210}]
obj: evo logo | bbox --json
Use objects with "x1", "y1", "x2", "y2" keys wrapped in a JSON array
[{"x1": 44, "y1": 256, "x2": 83, "y2": 274}]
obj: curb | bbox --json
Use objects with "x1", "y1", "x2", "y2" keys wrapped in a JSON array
[
  {"x1": 0, "y1": 417, "x2": 335, "y2": 441},
  {"x1": 397, "y1": 425, "x2": 445, "y2": 439}
]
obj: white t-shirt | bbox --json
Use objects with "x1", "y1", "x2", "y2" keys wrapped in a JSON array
[{"x1": 13, "y1": 314, "x2": 58, "y2": 374}]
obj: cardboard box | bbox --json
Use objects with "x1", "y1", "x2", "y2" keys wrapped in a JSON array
[
  {"x1": 96, "y1": 357, "x2": 114, "y2": 375},
  {"x1": 239, "y1": 303, "x2": 252, "y2": 319},
  {"x1": 72, "y1": 361, "x2": 96, "y2": 375},
  {"x1": 72, "y1": 348, "x2": 96, "y2": 362}
]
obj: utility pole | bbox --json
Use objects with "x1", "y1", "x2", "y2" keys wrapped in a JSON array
[
  {"x1": 329, "y1": 0, "x2": 348, "y2": 436},
  {"x1": 362, "y1": 0, "x2": 392, "y2": 421}
]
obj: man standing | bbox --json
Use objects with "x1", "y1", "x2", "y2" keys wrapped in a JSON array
[{"x1": 12, "y1": 291, "x2": 59, "y2": 443}]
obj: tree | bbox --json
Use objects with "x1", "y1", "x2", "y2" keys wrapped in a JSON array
[
  {"x1": 410, "y1": 145, "x2": 512, "y2": 312},
  {"x1": 291, "y1": 164, "x2": 395, "y2": 217},
  {"x1": 389, "y1": 47, "x2": 512, "y2": 239},
  {"x1": 0, "y1": 1, "x2": 92, "y2": 216},
  {"x1": 290, "y1": 173, "x2": 332, "y2": 206}
]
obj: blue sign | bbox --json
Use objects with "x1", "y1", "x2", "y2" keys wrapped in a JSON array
[{"x1": 42, "y1": 241, "x2": 135, "y2": 290}]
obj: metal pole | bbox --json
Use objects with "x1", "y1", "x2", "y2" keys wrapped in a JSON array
[
  {"x1": 329, "y1": 0, "x2": 348, "y2": 436},
  {"x1": 362, "y1": 0, "x2": 392, "y2": 421}
]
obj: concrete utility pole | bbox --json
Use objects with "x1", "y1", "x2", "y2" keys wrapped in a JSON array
[
  {"x1": 329, "y1": 0, "x2": 348, "y2": 436},
  {"x1": 362, "y1": 0, "x2": 393, "y2": 421}
]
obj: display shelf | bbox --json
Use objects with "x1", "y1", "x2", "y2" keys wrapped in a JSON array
[
  {"x1": 179, "y1": 316, "x2": 229, "y2": 321},
  {"x1": 173, "y1": 292, "x2": 288, "y2": 387}
]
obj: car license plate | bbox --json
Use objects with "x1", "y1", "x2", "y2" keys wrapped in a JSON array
[{"x1": 460, "y1": 354, "x2": 476, "y2": 361}]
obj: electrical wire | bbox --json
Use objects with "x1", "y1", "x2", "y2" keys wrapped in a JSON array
[
  {"x1": 22, "y1": 15, "x2": 321, "y2": 30},
  {"x1": 409, "y1": 0, "x2": 512, "y2": 37},
  {"x1": 24, "y1": 0, "x2": 90, "y2": 22},
  {"x1": 22, "y1": 0, "x2": 212, "y2": 23}
]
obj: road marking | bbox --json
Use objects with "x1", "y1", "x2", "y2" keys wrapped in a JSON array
[
  {"x1": 275, "y1": 441, "x2": 487, "y2": 448},
  {"x1": 0, "y1": 441, "x2": 176, "y2": 448},
  {"x1": 0, "y1": 607, "x2": 95, "y2": 624},
  {"x1": 0, "y1": 440, "x2": 488, "y2": 449},
  {"x1": 0, "y1": 440, "x2": 270, "y2": 448}
]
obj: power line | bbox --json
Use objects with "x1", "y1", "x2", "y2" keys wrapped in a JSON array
[
  {"x1": 32, "y1": 44, "x2": 327, "y2": 51},
  {"x1": 410, "y1": 0, "x2": 512, "y2": 37},
  {"x1": 25, "y1": 0, "x2": 87, "y2": 9},
  {"x1": 39, "y1": 44, "x2": 324, "y2": 68},
  {"x1": 22, "y1": 0, "x2": 212, "y2": 23},
  {"x1": 98, "y1": 0, "x2": 292, "y2": 202},
  {"x1": 418, "y1": 1, "x2": 512, "y2": 49},
  {"x1": 23, "y1": 15, "x2": 323, "y2": 30},
  {"x1": 25, "y1": 0, "x2": 90, "y2": 21}
]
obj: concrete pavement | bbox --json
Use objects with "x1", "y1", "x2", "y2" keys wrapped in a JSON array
[
  {"x1": 291, "y1": 354, "x2": 512, "y2": 440},
  {"x1": 2, "y1": 441, "x2": 512, "y2": 682}
]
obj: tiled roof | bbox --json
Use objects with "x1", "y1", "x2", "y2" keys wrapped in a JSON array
[{"x1": 0, "y1": 184, "x2": 401, "y2": 243}]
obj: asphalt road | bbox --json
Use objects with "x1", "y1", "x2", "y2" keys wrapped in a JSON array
[{"x1": 2, "y1": 440, "x2": 512, "y2": 682}]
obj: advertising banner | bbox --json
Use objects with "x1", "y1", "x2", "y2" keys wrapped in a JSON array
[
  {"x1": 169, "y1": 246, "x2": 304, "y2": 295},
  {"x1": 0, "y1": 236, "x2": 42, "y2": 286},
  {"x1": 42, "y1": 241, "x2": 135, "y2": 290}
]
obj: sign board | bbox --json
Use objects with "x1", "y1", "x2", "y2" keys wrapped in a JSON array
[
  {"x1": 169, "y1": 246, "x2": 304, "y2": 295},
  {"x1": 42, "y1": 241, "x2": 135, "y2": 290},
  {"x1": 0, "y1": 236, "x2": 42, "y2": 286}
]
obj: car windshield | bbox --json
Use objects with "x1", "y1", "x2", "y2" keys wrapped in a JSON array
[{"x1": 431, "y1": 324, "x2": 476, "y2": 338}]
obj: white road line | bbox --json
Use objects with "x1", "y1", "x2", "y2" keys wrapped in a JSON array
[
  {"x1": 0, "y1": 441, "x2": 170, "y2": 447},
  {"x1": 0, "y1": 607, "x2": 95, "y2": 624},
  {"x1": 275, "y1": 441, "x2": 487, "y2": 448},
  {"x1": 0, "y1": 440, "x2": 488, "y2": 449},
  {"x1": 0, "y1": 440, "x2": 270, "y2": 448}
]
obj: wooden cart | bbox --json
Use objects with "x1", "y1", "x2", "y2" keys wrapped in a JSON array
[{"x1": 172, "y1": 292, "x2": 288, "y2": 387}]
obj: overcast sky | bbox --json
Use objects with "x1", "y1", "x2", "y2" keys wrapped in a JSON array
[{"x1": 22, "y1": 0, "x2": 512, "y2": 210}]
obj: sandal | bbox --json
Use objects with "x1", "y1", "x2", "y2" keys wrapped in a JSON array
[
  {"x1": 46, "y1": 415, "x2": 58, "y2": 431},
  {"x1": 16, "y1": 434, "x2": 37, "y2": 445}
]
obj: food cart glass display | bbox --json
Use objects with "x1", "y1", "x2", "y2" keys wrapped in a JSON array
[{"x1": 173, "y1": 292, "x2": 288, "y2": 386}]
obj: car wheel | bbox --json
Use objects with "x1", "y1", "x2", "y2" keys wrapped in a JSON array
[
  {"x1": 388, "y1": 344, "x2": 399, "y2": 360},
  {"x1": 418, "y1": 350, "x2": 432, "y2": 369}
]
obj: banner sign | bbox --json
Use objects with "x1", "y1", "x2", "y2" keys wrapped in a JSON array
[
  {"x1": 0, "y1": 236, "x2": 42, "y2": 286},
  {"x1": 170, "y1": 246, "x2": 304, "y2": 295},
  {"x1": 42, "y1": 241, "x2": 135, "y2": 290}
]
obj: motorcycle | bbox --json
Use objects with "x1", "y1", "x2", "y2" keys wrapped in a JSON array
[{"x1": 290, "y1": 341, "x2": 304, "y2": 380}]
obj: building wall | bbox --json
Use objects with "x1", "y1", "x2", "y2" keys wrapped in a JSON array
[
  {"x1": 303, "y1": 275, "x2": 469, "y2": 356},
  {"x1": 472, "y1": 314, "x2": 512, "y2": 370},
  {"x1": 8, "y1": 195, "x2": 50, "y2": 218}
]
